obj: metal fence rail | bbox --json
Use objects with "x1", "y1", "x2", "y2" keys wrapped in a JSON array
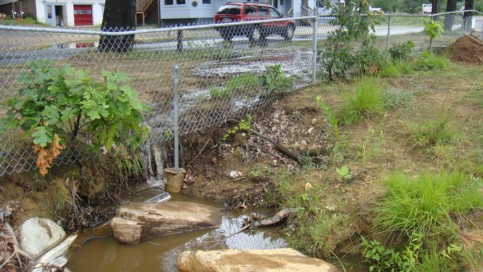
[{"x1": 0, "y1": 11, "x2": 480, "y2": 176}]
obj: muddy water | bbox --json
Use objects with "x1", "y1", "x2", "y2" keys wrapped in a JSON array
[{"x1": 66, "y1": 191, "x2": 287, "y2": 272}]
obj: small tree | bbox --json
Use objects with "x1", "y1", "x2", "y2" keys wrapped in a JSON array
[
  {"x1": 1, "y1": 60, "x2": 150, "y2": 175},
  {"x1": 318, "y1": 1, "x2": 381, "y2": 81},
  {"x1": 424, "y1": 19, "x2": 444, "y2": 50}
]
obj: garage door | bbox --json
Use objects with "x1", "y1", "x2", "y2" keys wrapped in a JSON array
[{"x1": 74, "y1": 5, "x2": 93, "y2": 26}]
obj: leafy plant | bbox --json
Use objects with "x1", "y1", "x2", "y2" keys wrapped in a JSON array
[
  {"x1": 336, "y1": 165, "x2": 351, "y2": 179},
  {"x1": 260, "y1": 65, "x2": 293, "y2": 94},
  {"x1": 1, "y1": 60, "x2": 149, "y2": 175},
  {"x1": 423, "y1": 19, "x2": 444, "y2": 50},
  {"x1": 221, "y1": 114, "x2": 253, "y2": 143},
  {"x1": 339, "y1": 79, "x2": 385, "y2": 125},
  {"x1": 361, "y1": 233, "x2": 423, "y2": 272},
  {"x1": 388, "y1": 41, "x2": 415, "y2": 62}
]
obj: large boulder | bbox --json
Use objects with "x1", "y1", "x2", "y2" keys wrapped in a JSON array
[
  {"x1": 177, "y1": 248, "x2": 339, "y2": 272},
  {"x1": 111, "y1": 201, "x2": 222, "y2": 245},
  {"x1": 20, "y1": 217, "x2": 66, "y2": 260}
]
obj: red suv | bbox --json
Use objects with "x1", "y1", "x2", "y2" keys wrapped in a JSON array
[{"x1": 214, "y1": 2, "x2": 296, "y2": 42}]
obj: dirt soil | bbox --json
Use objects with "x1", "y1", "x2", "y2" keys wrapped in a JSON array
[{"x1": 450, "y1": 35, "x2": 483, "y2": 64}]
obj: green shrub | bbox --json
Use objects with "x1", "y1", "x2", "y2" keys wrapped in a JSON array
[
  {"x1": 0, "y1": 60, "x2": 149, "y2": 175},
  {"x1": 414, "y1": 51, "x2": 449, "y2": 71},
  {"x1": 339, "y1": 79, "x2": 385, "y2": 124},
  {"x1": 410, "y1": 118, "x2": 453, "y2": 148},
  {"x1": 389, "y1": 41, "x2": 415, "y2": 62},
  {"x1": 394, "y1": 61, "x2": 414, "y2": 75},
  {"x1": 374, "y1": 172, "x2": 483, "y2": 237},
  {"x1": 260, "y1": 65, "x2": 293, "y2": 93},
  {"x1": 383, "y1": 88, "x2": 413, "y2": 110}
]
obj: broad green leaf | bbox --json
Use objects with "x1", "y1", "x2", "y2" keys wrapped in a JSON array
[
  {"x1": 32, "y1": 126, "x2": 53, "y2": 147},
  {"x1": 42, "y1": 105, "x2": 60, "y2": 125}
]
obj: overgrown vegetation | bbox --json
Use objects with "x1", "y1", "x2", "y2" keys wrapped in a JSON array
[
  {"x1": 0, "y1": 60, "x2": 149, "y2": 175},
  {"x1": 368, "y1": 172, "x2": 482, "y2": 271}
]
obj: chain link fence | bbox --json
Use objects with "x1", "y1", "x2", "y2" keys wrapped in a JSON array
[{"x1": 0, "y1": 11, "x2": 480, "y2": 176}]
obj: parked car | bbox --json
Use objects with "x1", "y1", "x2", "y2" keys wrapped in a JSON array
[{"x1": 214, "y1": 2, "x2": 296, "y2": 42}]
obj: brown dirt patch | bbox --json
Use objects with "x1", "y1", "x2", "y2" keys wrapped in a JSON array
[{"x1": 450, "y1": 35, "x2": 483, "y2": 64}]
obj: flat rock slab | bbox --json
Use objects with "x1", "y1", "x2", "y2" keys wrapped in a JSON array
[
  {"x1": 111, "y1": 201, "x2": 221, "y2": 245},
  {"x1": 177, "y1": 248, "x2": 339, "y2": 272}
]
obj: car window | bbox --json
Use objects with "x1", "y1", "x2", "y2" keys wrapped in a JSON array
[
  {"x1": 258, "y1": 6, "x2": 269, "y2": 16},
  {"x1": 269, "y1": 7, "x2": 281, "y2": 17},
  {"x1": 216, "y1": 6, "x2": 241, "y2": 15},
  {"x1": 244, "y1": 6, "x2": 257, "y2": 16}
]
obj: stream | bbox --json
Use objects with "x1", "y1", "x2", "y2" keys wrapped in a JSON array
[{"x1": 66, "y1": 190, "x2": 287, "y2": 272}]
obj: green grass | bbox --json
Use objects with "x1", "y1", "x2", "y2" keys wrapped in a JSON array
[
  {"x1": 209, "y1": 73, "x2": 261, "y2": 98},
  {"x1": 0, "y1": 17, "x2": 48, "y2": 26},
  {"x1": 414, "y1": 51, "x2": 450, "y2": 71},
  {"x1": 409, "y1": 117, "x2": 453, "y2": 148},
  {"x1": 339, "y1": 78, "x2": 385, "y2": 125},
  {"x1": 374, "y1": 172, "x2": 483, "y2": 237}
]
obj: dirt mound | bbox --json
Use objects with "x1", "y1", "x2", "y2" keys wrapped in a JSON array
[{"x1": 450, "y1": 35, "x2": 483, "y2": 64}]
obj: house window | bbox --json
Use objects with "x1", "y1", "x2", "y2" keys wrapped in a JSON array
[
  {"x1": 165, "y1": 0, "x2": 173, "y2": 5},
  {"x1": 280, "y1": 0, "x2": 284, "y2": 5},
  {"x1": 176, "y1": 0, "x2": 186, "y2": 4},
  {"x1": 47, "y1": 6, "x2": 52, "y2": 19},
  {"x1": 202, "y1": 0, "x2": 210, "y2": 4}
]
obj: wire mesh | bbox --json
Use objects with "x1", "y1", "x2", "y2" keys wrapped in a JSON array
[{"x1": 0, "y1": 11, "x2": 480, "y2": 176}]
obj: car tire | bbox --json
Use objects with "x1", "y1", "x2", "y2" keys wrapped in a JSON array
[
  {"x1": 249, "y1": 26, "x2": 263, "y2": 43},
  {"x1": 283, "y1": 25, "x2": 295, "y2": 41}
]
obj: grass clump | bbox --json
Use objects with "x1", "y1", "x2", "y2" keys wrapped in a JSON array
[
  {"x1": 209, "y1": 73, "x2": 260, "y2": 98},
  {"x1": 339, "y1": 78, "x2": 385, "y2": 125},
  {"x1": 409, "y1": 118, "x2": 453, "y2": 148},
  {"x1": 374, "y1": 172, "x2": 483, "y2": 237},
  {"x1": 414, "y1": 51, "x2": 450, "y2": 71}
]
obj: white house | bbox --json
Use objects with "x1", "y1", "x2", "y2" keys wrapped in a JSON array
[
  {"x1": 159, "y1": 0, "x2": 317, "y2": 25},
  {"x1": 0, "y1": 0, "x2": 105, "y2": 27}
]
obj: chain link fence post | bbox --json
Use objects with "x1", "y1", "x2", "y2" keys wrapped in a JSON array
[
  {"x1": 386, "y1": 15, "x2": 391, "y2": 50},
  {"x1": 172, "y1": 64, "x2": 180, "y2": 170},
  {"x1": 312, "y1": 15, "x2": 317, "y2": 84}
]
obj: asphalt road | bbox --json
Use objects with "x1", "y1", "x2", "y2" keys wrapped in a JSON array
[{"x1": 0, "y1": 25, "x2": 429, "y2": 65}]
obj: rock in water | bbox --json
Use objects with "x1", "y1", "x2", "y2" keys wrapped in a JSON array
[
  {"x1": 20, "y1": 217, "x2": 66, "y2": 259},
  {"x1": 111, "y1": 201, "x2": 221, "y2": 245},
  {"x1": 177, "y1": 248, "x2": 339, "y2": 272}
]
